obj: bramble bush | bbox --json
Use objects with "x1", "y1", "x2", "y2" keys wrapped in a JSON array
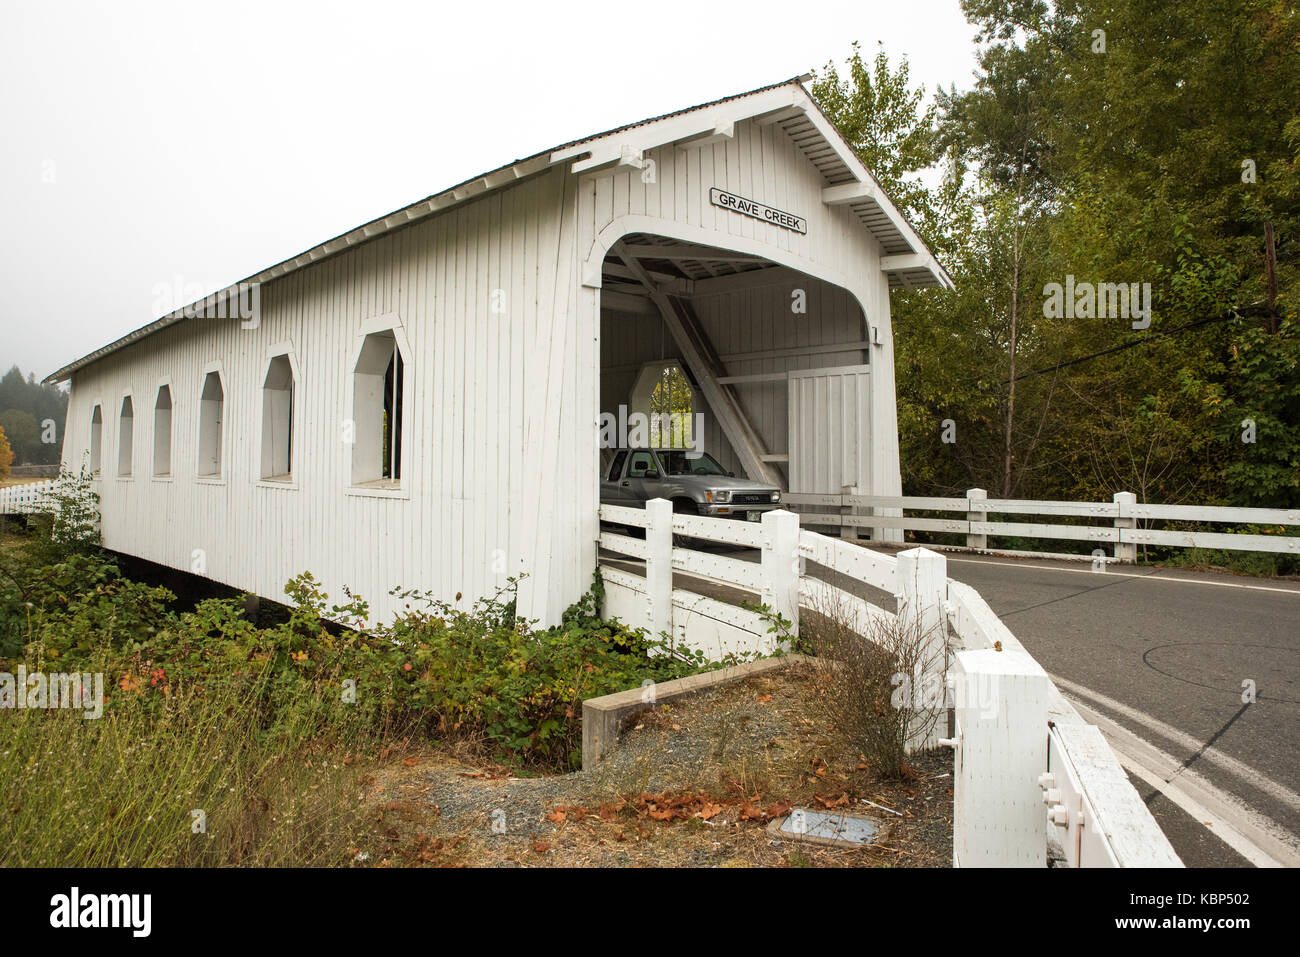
[
  {"x1": 111, "y1": 569, "x2": 711, "y2": 769},
  {"x1": 2, "y1": 470, "x2": 714, "y2": 770},
  {"x1": 372, "y1": 574, "x2": 711, "y2": 768}
]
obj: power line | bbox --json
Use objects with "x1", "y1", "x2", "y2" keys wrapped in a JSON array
[{"x1": 1009, "y1": 309, "x2": 1247, "y2": 384}]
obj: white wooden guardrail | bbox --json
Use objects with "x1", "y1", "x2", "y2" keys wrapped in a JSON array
[
  {"x1": 599, "y1": 499, "x2": 801, "y2": 660},
  {"x1": 784, "y1": 487, "x2": 1298, "y2": 560},
  {"x1": 598, "y1": 499, "x2": 1181, "y2": 867},
  {"x1": 945, "y1": 573, "x2": 1181, "y2": 867},
  {"x1": 0, "y1": 478, "x2": 56, "y2": 515}
]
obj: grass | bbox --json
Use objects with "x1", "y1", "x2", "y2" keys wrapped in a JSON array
[{"x1": 0, "y1": 654, "x2": 392, "y2": 867}]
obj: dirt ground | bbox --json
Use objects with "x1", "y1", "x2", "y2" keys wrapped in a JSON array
[{"x1": 358, "y1": 661, "x2": 953, "y2": 868}]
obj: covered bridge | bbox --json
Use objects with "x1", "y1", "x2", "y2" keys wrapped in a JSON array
[{"x1": 45, "y1": 77, "x2": 951, "y2": 626}]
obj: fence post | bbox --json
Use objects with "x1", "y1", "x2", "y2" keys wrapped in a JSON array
[
  {"x1": 1113, "y1": 491, "x2": 1136, "y2": 563},
  {"x1": 967, "y1": 488, "x2": 987, "y2": 551},
  {"x1": 896, "y1": 546, "x2": 949, "y2": 751},
  {"x1": 951, "y1": 647, "x2": 1050, "y2": 866},
  {"x1": 761, "y1": 509, "x2": 801, "y2": 646},
  {"x1": 645, "y1": 498, "x2": 674, "y2": 639},
  {"x1": 840, "y1": 484, "x2": 857, "y2": 542}
]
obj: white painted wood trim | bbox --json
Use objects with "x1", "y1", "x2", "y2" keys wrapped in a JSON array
[
  {"x1": 258, "y1": 344, "x2": 302, "y2": 487},
  {"x1": 115, "y1": 388, "x2": 135, "y2": 481},
  {"x1": 822, "y1": 182, "x2": 879, "y2": 205}
]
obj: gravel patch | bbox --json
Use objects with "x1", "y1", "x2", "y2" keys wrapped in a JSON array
[{"x1": 358, "y1": 661, "x2": 953, "y2": 867}]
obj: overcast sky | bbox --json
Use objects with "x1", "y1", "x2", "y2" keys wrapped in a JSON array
[{"x1": 0, "y1": 0, "x2": 980, "y2": 382}]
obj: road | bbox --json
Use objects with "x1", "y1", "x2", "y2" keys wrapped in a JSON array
[
  {"x1": 926, "y1": 550, "x2": 1300, "y2": 868},
  {"x1": 602, "y1": 539, "x2": 1300, "y2": 866}
]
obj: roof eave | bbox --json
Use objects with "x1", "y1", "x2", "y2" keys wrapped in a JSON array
[{"x1": 45, "y1": 75, "x2": 955, "y2": 382}]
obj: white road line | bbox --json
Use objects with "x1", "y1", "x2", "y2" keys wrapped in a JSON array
[
  {"x1": 1066, "y1": 695, "x2": 1300, "y2": 867},
  {"x1": 1109, "y1": 744, "x2": 1285, "y2": 868},
  {"x1": 945, "y1": 556, "x2": 1300, "y2": 595},
  {"x1": 1051, "y1": 674, "x2": 1300, "y2": 815}
]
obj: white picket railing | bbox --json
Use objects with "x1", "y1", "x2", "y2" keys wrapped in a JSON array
[
  {"x1": 784, "y1": 488, "x2": 1300, "y2": 560},
  {"x1": 0, "y1": 478, "x2": 57, "y2": 515},
  {"x1": 598, "y1": 499, "x2": 1182, "y2": 868}
]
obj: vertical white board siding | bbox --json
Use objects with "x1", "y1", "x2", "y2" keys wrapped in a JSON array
[
  {"x1": 56, "y1": 102, "x2": 911, "y2": 630},
  {"x1": 62, "y1": 167, "x2": 588, "y2": 628},
  {"x1": 787, "y1": 366, "x2": 872, "y2": 494},
  {"x1": 516, "y1": 169, "x2": 590, "y2": 624}
]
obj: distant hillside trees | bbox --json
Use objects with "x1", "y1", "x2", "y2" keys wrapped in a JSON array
[{"x1": 0, "y1": 366, "x2": 68, "y2": 465}]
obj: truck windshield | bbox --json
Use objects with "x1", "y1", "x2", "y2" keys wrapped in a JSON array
[{"x1": 656, "y1": 450, "x2": 728, "y2": 476}]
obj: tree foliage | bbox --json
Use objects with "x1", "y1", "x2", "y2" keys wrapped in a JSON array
[
  {"x1": 0, "y1": 366, "x2": 67, "y2": 465},
  {"x1": 812, "y1": 1, "x2": 1298, "y2": 511}
]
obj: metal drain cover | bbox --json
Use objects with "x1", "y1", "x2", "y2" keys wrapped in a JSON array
[{"x1": 767, "y1": 808, "x2": 885, "y2": 849}]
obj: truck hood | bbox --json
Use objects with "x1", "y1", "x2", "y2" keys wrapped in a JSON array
[{"x1": 665, "y1": 474, "x2": 780, "y2": 492}]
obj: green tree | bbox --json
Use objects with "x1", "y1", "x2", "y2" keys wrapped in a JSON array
[
  {"x1": 817, "y1": 1, "x2": 1299, "y2": 510},
  {"x1": 0, "y1": 367, "x2": 67, "y2": 464},
  {"x1": 0, "y1": 409, "x2": 40, "y2": 464},
  {"x1": 648, "y1": 365, "x2": 694, "y2": 448},
  {"x1": 811, "y1": 42, "x2": 942, "y2": 242}
]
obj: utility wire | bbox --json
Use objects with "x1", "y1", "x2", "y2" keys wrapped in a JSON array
[{"x1": 1009, "y1": 308, "x2": 1251, "y2": 384}]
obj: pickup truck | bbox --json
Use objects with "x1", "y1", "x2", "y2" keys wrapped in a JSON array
[{"x1": 600, "y1": 447, "x2": 781, "y2": 520}]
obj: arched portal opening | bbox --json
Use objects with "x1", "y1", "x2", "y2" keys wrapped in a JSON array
[{"x1": 598, "y1": 232, "x2": 873, "y2": 514}]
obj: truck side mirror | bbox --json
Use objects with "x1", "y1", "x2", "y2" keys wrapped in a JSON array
[
  {"x1": 644, "y1": 470, "x2": 660, "y2": 481},
  {"x1": 728, "y1": 471, "x2": 735, "y2": 477}
]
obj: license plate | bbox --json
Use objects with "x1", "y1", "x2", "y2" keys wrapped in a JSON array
[{"x1": 747, "y1": 510, "x2": 762, "y2": 522}]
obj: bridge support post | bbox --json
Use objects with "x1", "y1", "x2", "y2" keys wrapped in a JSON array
[
  {"x1": 896, "y1": 546, "x2": 949, "y2": 751},
  {"x1": 951, "y1": 647, "x2": 1050, "y2": 866},
  {"x1": 966, "y1": 488, "x2": 987, "y2": 550},
  {"x1": 761, "y1": 509, "x2": 801, "y2": 644},
  {"x1": 1113, "y1": 491, "x2": 1137, "y2": 563},
  {"x1": 645, "y1": 498, "x2": 674, "y2": 641},
  {"x1": 840, "y1": 484, "x2": 858, "y2": 542}
]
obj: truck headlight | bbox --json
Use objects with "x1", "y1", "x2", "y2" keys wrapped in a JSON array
[
  {"x1": 770, "y1": 491, "x2": 780, "y2": 503},
  {"x1": 708, "y1": 490, "x2": 730, "y2": 503}
]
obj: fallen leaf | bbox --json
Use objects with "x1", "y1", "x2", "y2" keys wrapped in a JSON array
[{"x1": 814, "y1": 792, "x2": 851, "y2": 809}]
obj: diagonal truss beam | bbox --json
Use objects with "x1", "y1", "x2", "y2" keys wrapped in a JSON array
[{"x1": 612, "y1": 243, "x2": 785, "y2": 489}]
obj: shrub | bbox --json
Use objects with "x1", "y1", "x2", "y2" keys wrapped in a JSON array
[
  {"x1": 365, "y1": 572, "x2": 711, "y2": 769},
  {"x1": 802, "y1": 588, "x2": 946, "y2": 778},
  {"x1": 3, "y1": 538, "x2": 715, "y2": 772}
]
